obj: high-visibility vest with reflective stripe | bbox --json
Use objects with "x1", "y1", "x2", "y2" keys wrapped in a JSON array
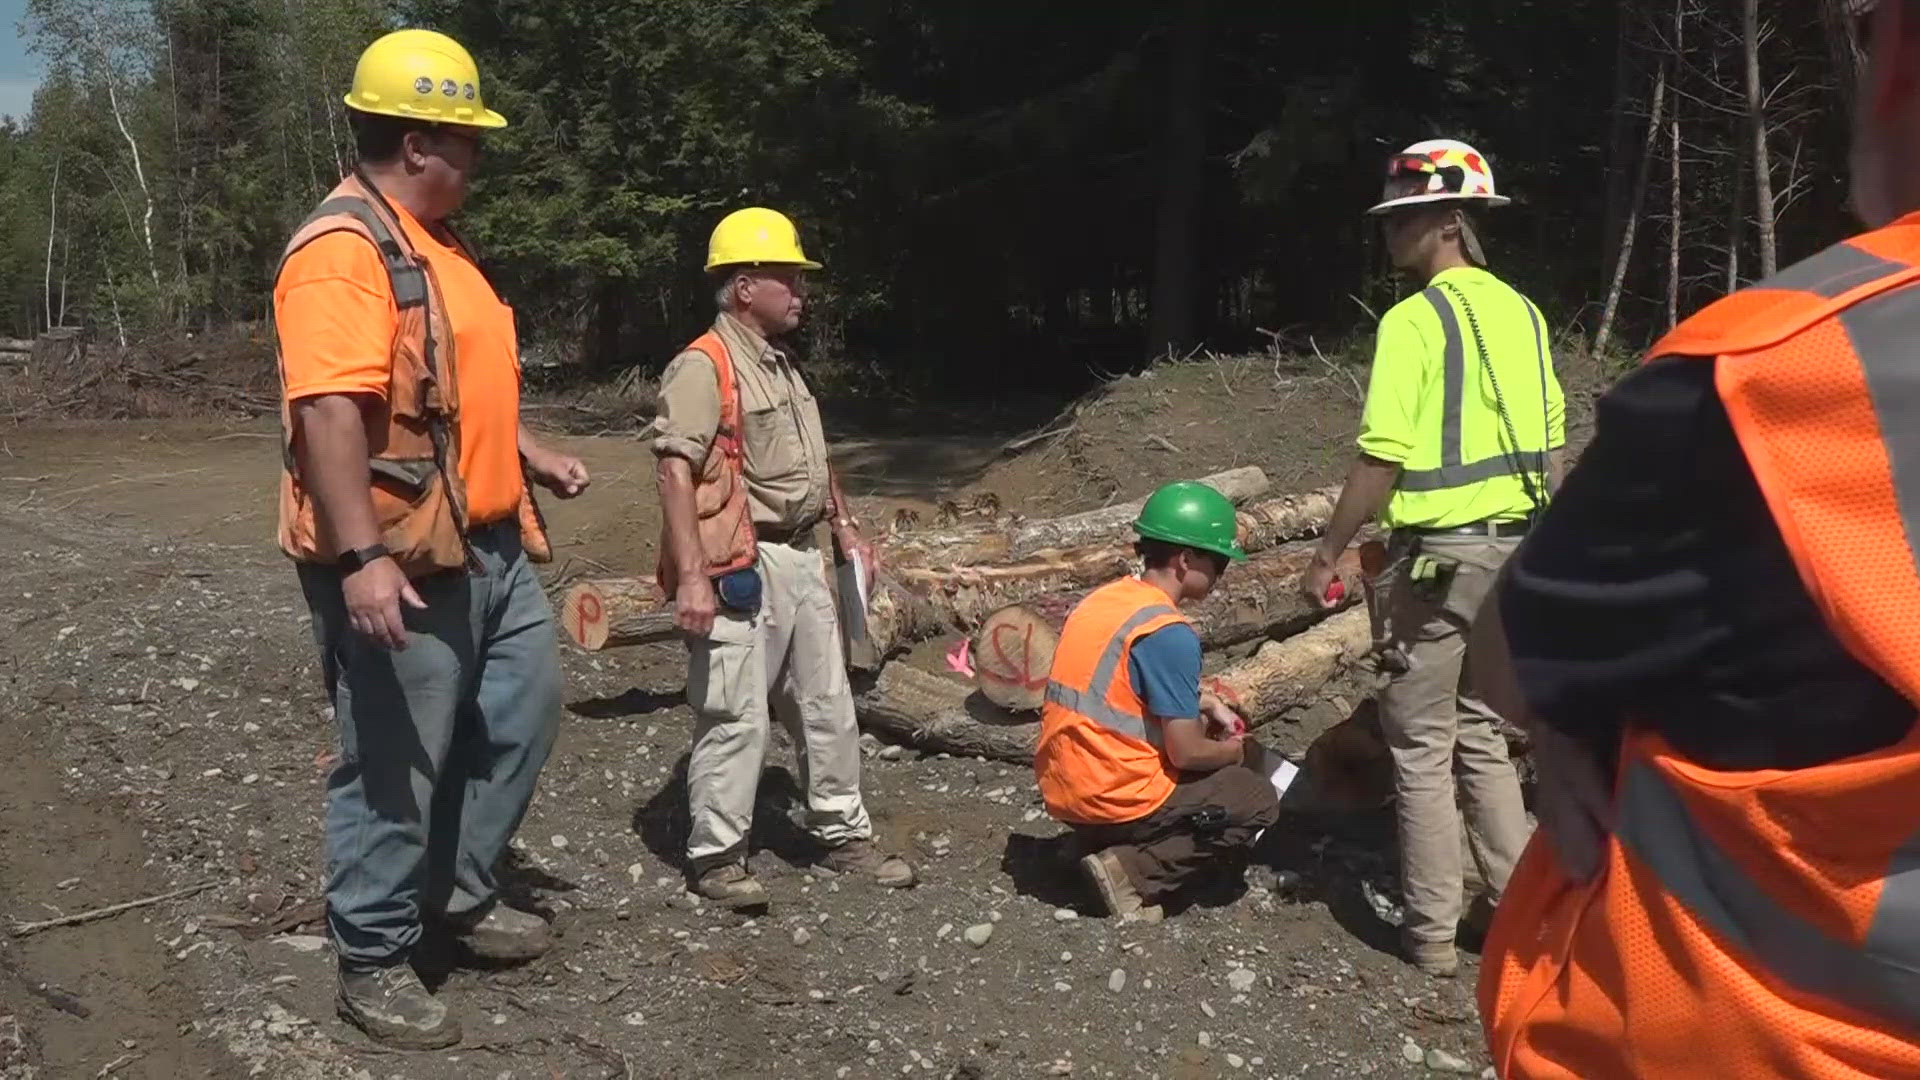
[
  {"x1": 273, "y1": 171, "x2": 551, "y2": 577},
  {"x1": 1368, "y1": 269, "x2": 1563, "y2": 530},
  {"x1": 1480, "y1": 221, "x2": 1920, "y2": 1079},
  {"x1": 1034, "y1": 577, "x2": 1191, "y2": 825}
]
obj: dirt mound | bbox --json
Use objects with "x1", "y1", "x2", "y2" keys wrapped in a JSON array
[
  {"x1": 972, "y1": 333, "x2": 1615, "y2": 518},
  {"x1": 972, "y1": 350, "x2": 1367, "y2": 517}
]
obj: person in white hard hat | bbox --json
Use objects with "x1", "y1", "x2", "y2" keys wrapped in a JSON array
[{"x1": 1299, "y1": 138, "x2": 1567, "y2": 976}]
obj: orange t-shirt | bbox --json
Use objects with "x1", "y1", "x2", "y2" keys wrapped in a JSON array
[{"x1": 274, "y1": 203, "x2": 523, "y2": 524}]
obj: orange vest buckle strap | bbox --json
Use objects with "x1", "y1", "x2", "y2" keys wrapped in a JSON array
[{"x1": 1043, "y1": 603, "x2": 1179, "y2": 748}]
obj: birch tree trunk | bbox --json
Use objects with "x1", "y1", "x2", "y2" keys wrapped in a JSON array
[
  {"x1": 1744, "y1": 0, "x2": 1779, "y2": 278},
  {"x1": 1666, "y1": 0, "x2": 1683, "y2": 330},
  {"x1": 103, "y1": 59, "x2": 162, "y2": 291},
  {"x1": 1594, "y1": 61, "x2": 1668, "y2": 354},
  {"x1": 43, "y1": 155, "x2": 60, "y2": 333}
]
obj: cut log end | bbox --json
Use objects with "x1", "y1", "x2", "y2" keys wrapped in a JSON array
[
  {"x1": 969, "y1": 605, "x2": 1061, "y2": 711},
  {"x1": 561, "y1": 578, "x2": 675, "y2": 651}
]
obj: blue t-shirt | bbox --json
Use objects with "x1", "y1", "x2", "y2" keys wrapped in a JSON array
[{"x1": 1126, "y1": 623, "x2": 1202, "y2": 723}]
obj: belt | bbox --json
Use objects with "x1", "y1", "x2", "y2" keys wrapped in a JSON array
[
  {"x1": 1407, "y1": 517, "x2": 1532, "y2": 539},
  {"x1": 754, "y1": 519, "x2": 821, "y2": 548}
]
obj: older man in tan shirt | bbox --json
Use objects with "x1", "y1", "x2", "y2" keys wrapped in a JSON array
[{"x1": 652, "y1": 207, "x2": 914, "y2": 909}]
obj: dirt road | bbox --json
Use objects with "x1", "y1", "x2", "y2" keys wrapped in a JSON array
[{"x1": 0, "y1": 419, "x2": 1491, "y2": 1080}]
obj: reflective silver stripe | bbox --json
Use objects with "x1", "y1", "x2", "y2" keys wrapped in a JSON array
[
  {"x1": 1422, "y1": 287, "x2": 1465, "y2": 468},
  {"x1": 1396, "y1": 451, "x2": 1549, "y2": 492},
  {"x1": 1837, "y1": 282, "x2": 1920, "y2": 579},
  {"x1": 1617, "y1": 759, "x2": 1920, "y2": 1030},
  {"x1": 307, "y1": 196, "x2": 429, "y2": 310},
  {"x1": 1044, "y1": 604, "x2": 1178, "y2": 747},
  {"x1": 1761, "y1": 241, "x2": 1909, "y2": 299}
]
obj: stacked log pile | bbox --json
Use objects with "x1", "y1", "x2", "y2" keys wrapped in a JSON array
[{"x1": 559, "y1": 466, "x2": 1380, "y2": 770}]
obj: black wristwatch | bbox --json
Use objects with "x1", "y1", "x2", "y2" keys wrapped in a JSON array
[{"x1": 337, "y1": 542, "x2": 391, "y2": 573}]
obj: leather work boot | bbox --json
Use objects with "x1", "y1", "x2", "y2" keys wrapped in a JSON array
[
  {"x1": 1080, "y1": 849, "x2": 1160, "y2": 923},
  {"x1": 336, "y1": 963, "x2": 461, "y2": 1050},
  {"x1": 694, "y1": 863, "x2": 770, "y2": 910},
  {"x1": 1403, "y1": 934, "x2": 1461, "y2": 978},
  {"x1": 446, "y1": 903, "x2": 553, "y2": 963},
  {"x1": 817, "y1": 840, "x2": 917, "y2": 888}
]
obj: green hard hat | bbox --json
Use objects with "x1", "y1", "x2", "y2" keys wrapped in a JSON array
[{"x1": 1132, "y1": 481, "x2": 1247, "y2": 562}]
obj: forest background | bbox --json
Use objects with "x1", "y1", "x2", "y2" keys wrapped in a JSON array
[{"x1": 0, "y1": 0, "x2": 1873, "y2": 410}]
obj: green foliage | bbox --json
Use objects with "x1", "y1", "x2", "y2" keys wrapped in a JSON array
[{"x1": 0, "y1": 0, "x2": 1880, "y2": 400}]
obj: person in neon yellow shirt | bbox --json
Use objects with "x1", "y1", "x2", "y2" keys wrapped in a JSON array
[{"x1": 1300, "y1": 139, "x2": 1565, "y2": 977}]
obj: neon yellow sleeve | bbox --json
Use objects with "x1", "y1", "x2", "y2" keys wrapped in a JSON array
[{"x1": 1356, "y1": 306, "x2": 1431, "y2": 464}]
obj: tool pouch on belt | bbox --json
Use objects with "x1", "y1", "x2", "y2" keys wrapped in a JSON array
[
  {"x1": 1407, "y1": 550, "x2": 1460, "y2": 604},
  {"x1": 713, "y1": 564, "x2": 763, "y2": 616}
]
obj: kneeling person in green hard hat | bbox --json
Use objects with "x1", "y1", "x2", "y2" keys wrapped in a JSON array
[{"x1": 1034, "y1": 482, "x2": 1284, "y2": 921}]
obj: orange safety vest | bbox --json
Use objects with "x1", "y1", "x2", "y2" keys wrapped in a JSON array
[
  {"x1": 655, "y1": 329, "x2": 756, "y2": 595},
  {"x1": 1481, "y1": 219, "x2": 1920, "y2": 1078},
  {"x1": 274, "y1": 170, "x2": 550, "y2": 577},
  {"x1": 1035, "y1": 576, "x2": 1191, "y2": 825}
]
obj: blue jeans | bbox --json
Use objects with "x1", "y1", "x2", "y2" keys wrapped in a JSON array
[{"x1": 298, "y1": 522, "x2": 561, "y2": 968}]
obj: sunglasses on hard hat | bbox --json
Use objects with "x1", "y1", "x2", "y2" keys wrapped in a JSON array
[{"x1": 1381, "y1": 154, "x2": 1468, "y2": 204}]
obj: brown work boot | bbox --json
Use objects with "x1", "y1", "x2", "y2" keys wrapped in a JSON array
[
  {"x1": 1402, "y1": 934, "x2": 1460, "y2": 979},
  {"x1": 818, "y1": 840, "x2": 917, "y2": 888},
  {"x1": 336, "y1": 963, "x2": 461, "y2": 1050},
  {"x1": 694, "y1": 863, "x2": 770, "y2": 910},
  {"x1": 445, "y1": 903, "x2": 552, "y2": 963},
  {"x1": 1080, "y1": 849, "x2": 1156, "y2": 922}
]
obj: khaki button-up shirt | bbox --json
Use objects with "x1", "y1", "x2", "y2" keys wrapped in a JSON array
[{"x1": 651, "y1": 312, "x2": 831, "y2": 530}]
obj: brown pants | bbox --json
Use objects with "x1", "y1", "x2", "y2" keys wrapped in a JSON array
[
  {"x1": 1373, "y1": 532, "x2": 1532, "y2": 946},
  {"x1": 1073, "y1": 763, "x2": 1282, "y2": 902}
]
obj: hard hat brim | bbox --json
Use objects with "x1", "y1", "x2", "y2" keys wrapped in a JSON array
[
  {"x1": 704, "y1": 257, "x2": 824, "y2": 272},
  {"x1": 1366, "y1": 191, "x2": 1510, "y2": 216},
  {"x1": 343, "y1": 95, "x2": 509, "y2": 130},
  {"x1": 1131, "y1": 522, "x2": 1248, "y2": 563}
]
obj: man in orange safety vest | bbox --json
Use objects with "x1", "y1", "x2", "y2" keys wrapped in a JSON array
[{"x1": 1471, "y1": 1, "x2": 1920, "y2": 1074}]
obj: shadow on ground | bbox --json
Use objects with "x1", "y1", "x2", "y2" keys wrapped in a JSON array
[
  {"x1": 568, "y1": 687, "x2": 684, "y2": 720},
  {"x1": 633, "y1": 756, "x2": 823, "y2": 876}
]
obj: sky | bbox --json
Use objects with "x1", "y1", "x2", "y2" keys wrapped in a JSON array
[{"x1": 0, "y1": 0, "x2": 41, "y2": 124}]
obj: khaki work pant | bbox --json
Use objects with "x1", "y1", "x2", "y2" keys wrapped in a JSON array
[
  {"x1": 685, "y1": 539, "x2": 872, "y2": 870},
  {"x1": 1372, "y1": 532, "x2": 1532, "y2": 947}
]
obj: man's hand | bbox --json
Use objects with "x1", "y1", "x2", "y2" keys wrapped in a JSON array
[
  {"x1": 674, "y1": 572, "x2": 719, "y2": 638},
  {"x1": 343, "y1": 557, "x2": 427, "y2": 650},
  {"x1": 525, "y1": 446, "x2": 590, "y2": 498},
  {"x1": 1299, "y1": 551, "x2": 1341, "y2": 610},
  {"x1": 1530, "y1": 722, "x2": 1615, "y2": 884},
  {"x1": 835, "y1": 523, "x2": 879, "y2": 583},
  {"x1": 1201, "y1": 694, "x2": 1245, "y2": 739}
]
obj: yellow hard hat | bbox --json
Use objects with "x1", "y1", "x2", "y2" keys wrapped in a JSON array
[
  {"x1": 706, "y1": 207, "x2": 822, "y2": 271},
  {"x1": 344, "y1": 29, "x2": 507, "y2": 130}
]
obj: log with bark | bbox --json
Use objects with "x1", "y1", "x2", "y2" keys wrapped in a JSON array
[
  {"x1": 1004, "y1": 465, "x2": 1270, "y2": 557},
  {"x1": 968, "y1": 542, "x2": 1364, "y2": 711},
  {"x1": 560, "y1": 569, "x2": 949, "y2": 666},
  {"x1": 559, "y1": 577, "x2": 677, "y2": 650},
  {"x1": 855, "y1": 663, "x2": 1040, "y2": 764},
  {"x1": 1203, "y1": 606, "x2": 1373, "y2": 726},
  {"x1": 877, "y1": 465, "x2": 1271, "y2": 569}
]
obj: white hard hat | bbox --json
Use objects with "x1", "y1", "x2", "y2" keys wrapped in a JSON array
[{"x1": 1366, "y1": 139, "x2": 1511, "y2": 216}]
